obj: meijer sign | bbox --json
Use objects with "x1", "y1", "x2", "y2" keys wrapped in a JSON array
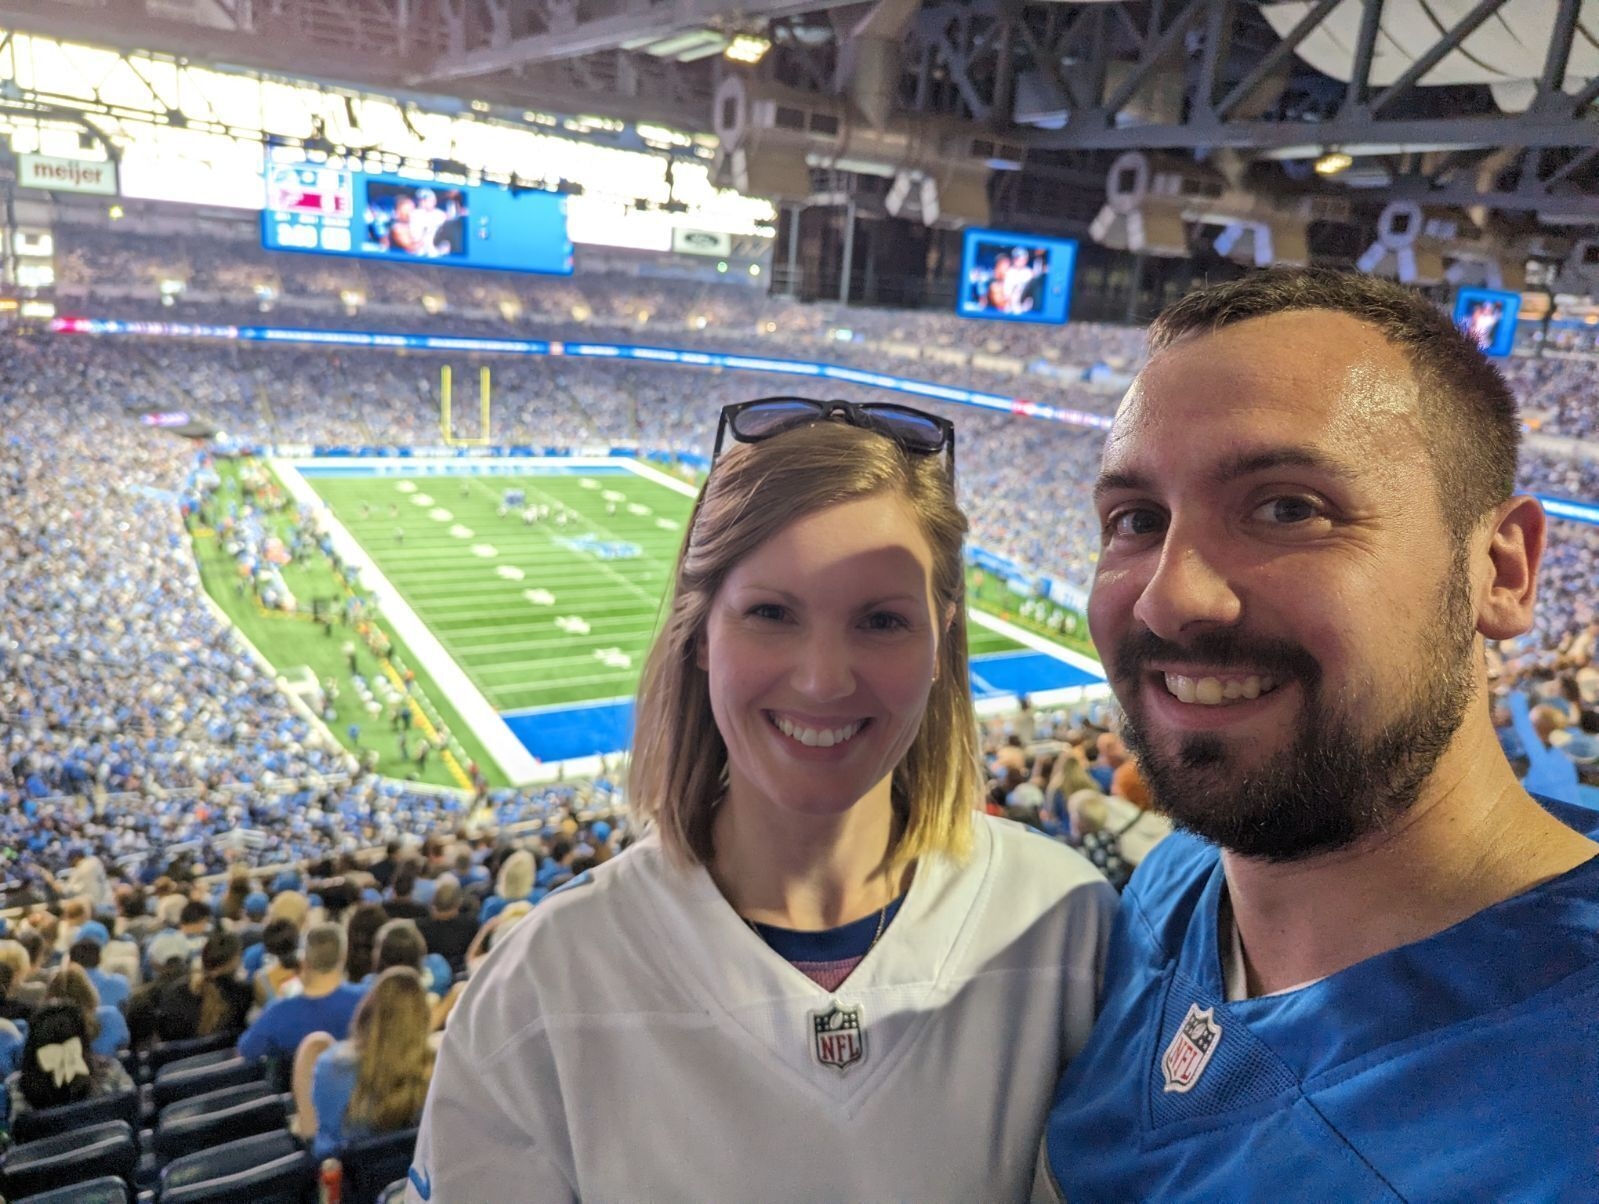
[{"x1": 19, "y1": 154, "x2": 118, "y2": 195}]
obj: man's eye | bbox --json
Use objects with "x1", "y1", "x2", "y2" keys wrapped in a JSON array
[
  {"x1": 1106, "y1": 509, "x2": 1164, "y2": 539},
  {"x1": 1252, "y1": 497, "x2": 1321, "y2": 525}
]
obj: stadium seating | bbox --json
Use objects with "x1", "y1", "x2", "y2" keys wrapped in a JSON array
[
  {"x1": 10, "y1": 1086, "x2": 141, "y2": 1144},
  {"x1": 157, "y1": 1131, "x2": 315, "y2": 1204},
  {"x1": 0, "y1": 1120, "x2": 139, "y2": 1199},
  {"x1": 153, "y1": 1089, "x2": 289, "y2": 1165},
  {"x1": 14, "y1": 1175, "x2": 132, "y2": 1204},
  {"x1": 336, "y1": 1127, "x2": 420, "y2": 1204},
  {"x1": 152, "y1": 1054, "x2": 266, "y2": 1110}
]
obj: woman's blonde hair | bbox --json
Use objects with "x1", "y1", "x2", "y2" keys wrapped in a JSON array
[
  {"x1": 495, "y1": 849, "x2": 534, "y2": 901},
  {"x1": 631, "y1": 419, "x2": 981, "y2": 868},
  {"x1": 346, "y1": 967, "x2": 434, "y2": 1133},
  {"x1": 46, "y1": 963, "x2": 102, "y2": 1044}
]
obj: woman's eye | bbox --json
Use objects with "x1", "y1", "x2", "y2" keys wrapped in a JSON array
[
  {"x1": 863, "y1": 611, "x2": 910, "y2": 632},
  {"x1": 747, "y1": 603, "x2": 788, "y2": 622},
  {"x1": 1252, "y1": 496, "x2": 1322, "y2": 525}
]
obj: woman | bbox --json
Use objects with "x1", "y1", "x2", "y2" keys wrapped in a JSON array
[
  {"x1": 253, "y1": 917, "x2": 304, "y2": 1007},
  {"x1": 46, "y1": 964, "x2": 129, "y2": 1058},
  {"x1": 343, "y1": 902, "x2": 389, "y2": 985},
  {"x1": 6, "y1": 1001, "x2": 133, "y2": 1120},
  {"x1": 412, "y1": 398, "x2": 1116, "y2": 1200},
  {"x1": 146, "y1": 931, "x2": 252, "y2": 1043},
  {"x1": 300, "y1": 967, "x2": 435, "y2": 1158}
]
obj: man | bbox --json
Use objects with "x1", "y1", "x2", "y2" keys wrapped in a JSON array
[
  {"x1": 416, "y1": 876, "x2": 477, "y2": 976},
  {"x1": 69, "y1": 928, "x2": 130, "y2": 1010},
  {"x1": 1042, "y1": 269, "x2": 1599, "y2": 1200},
  {"x1": 237, "y1": 923, "x2": 364, "y2": 1068},
  {"x1": 383, "y1": 867, "x2": 430, "y2": 921}
]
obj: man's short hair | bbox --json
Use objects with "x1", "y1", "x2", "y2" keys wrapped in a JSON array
[
  {"x1": 178, "y1": 900, "x2": 212, "y2": 928},
  {"x1": 431, "y1": 877, "x2": 462, "y2": 913},
  {"x1": 374, "y1": 920, "x2": 425, "y2": 973},
  {"x1": 1147, "y1": 268, "x2": 1519, "y2": 540},
  {"x1": 303, "y1": 922, "x2": 346, "y2": 975},
  {"x1": 68, "y1": 939, "x2": 100, "y2": 970}
]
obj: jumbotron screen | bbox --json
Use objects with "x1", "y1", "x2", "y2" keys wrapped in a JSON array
[
  {"x1": 957, "y1": 229, "x2": 1077, "y2": 325},
  {"x1": 262, "y1": 154, "x2": 573, "y2": 276},
  {"x1": 1453, "y1": 287, "x2": 1521, "y2": 358}
]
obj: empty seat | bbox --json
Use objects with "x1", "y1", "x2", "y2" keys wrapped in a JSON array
[
  {"x1": 156, "y1": 1048, "x2": 239, "y2": 1079},
  {"x1": 145, "y1": 1033, "x2": 236, "y2": 1078},
  {"x1": 338, "y1": 1127, "x2": 419, "y2": 1204},
  {"x1": 153, "y1": 1091, "x2": 288, "y2": 1165},
  {"x1": 159, "y1": 1130, "x2": 314, "y2": 1204},
  {"x1": 157, "y1": 1080, "x2": 274, "y2": 1128},
  {"x1": 11, "y1": 1087, "x2": 140, "y2": 1144},
  {"x1": 14, "y1": 1173, "x2": 131, "y2": 1204},
  {"x1": 1, "y1": 1120, "x2": 138, "y2": 1199},
  {"x1": 153, "y1": 1055, "x2": 263, "y2": 1110}
]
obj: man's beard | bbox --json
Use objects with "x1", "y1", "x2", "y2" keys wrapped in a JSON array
[{"x1": 1112, "y1": 566, "x2": 1478, "y2": 862}]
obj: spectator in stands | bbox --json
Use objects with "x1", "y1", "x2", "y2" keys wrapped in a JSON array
[
  {"x1": 6, "y1": 1001, "x2": 132, "y2": 1119},
  {"x1": 69, "y1": 935, "x2": 130, "y2": 1010},
  {"x1": 126, "y1": 954, "x2": 190, "y2": 1049},
  {"x1": 384, "y1": 866, "x2": 430, "y2": 921},
  {"x1": 414, "y1": 406, "x2": 1115, "y2": 1200},
  {"x1": 252, "y1": 917, "x2": 304, "y2": 1006},
  {"x1": 478, "y1": 849, "x2": 536, "y2": 924},
  {"x1": 0, "y1": 942, "x2": 37, "y2": 1022},
  {"x1": 239, "y1": 923, "x2": 364, "y2": 1071},
  {"x1": 143, "y1": 930, "x2": 252, "y2": 1043},
  {"x1": 177, "y1": 900, "x2": 214, "y2": 960},
  {"x1": 302, "y1": 966, "x2": 435, "y2": 1159},
  {"x1": 344, "y1": 903, "x2": 389, "y2": 984},
  {"x1": 1043, "y1": 267, "x2": 1599, "y2": 1199},
  {"x1": 14, "y1": 930, "x2": 51, "y2": 1002},
  {"x1": 46, "y1": 963, "x2": 128, "y2": 1057},
  {"x1": 415, "y1": 876, "x2": 476, "y2": 975},
  {"x1": 369, "y1": 841, "x2": 402, "y2": 889}
]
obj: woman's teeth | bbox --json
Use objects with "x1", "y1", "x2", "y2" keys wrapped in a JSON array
[
  {"x1": 1162, "y1": 673, "x2": 1279, "y2": 706},
  {"x1": 771, "y1": 714, "x2": 865, "y2": 748}
]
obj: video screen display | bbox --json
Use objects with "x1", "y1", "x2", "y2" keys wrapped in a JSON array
[
  {"x1": 958, "y1": 229, "x2": 1077, "y2": 325},
  {"x1": 263, "y1": 154, "x2": 573, "y2": 276},
  {"x1": 1453, "y1": 287, "x2": 1521, "y2": 358}
]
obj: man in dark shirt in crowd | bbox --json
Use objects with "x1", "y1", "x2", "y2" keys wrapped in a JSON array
[{"x1": 416, "y1": 877, "x2": 477, "y2": 975}]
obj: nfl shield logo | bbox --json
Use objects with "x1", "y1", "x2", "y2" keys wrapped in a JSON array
[
  {"x1": 1160, "y1": 1002, "x2": 1222, "y2": 1093},
  {"x1": 810, "y1": 1002, "x2": 867, "y2": 1072}
]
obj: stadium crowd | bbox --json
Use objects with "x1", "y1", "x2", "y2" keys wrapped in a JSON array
[{"x1": 2, "y1": 230, "x2": 1596, "y2": 1191}]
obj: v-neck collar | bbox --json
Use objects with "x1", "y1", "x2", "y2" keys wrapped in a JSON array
[{"x1": 629, "y1": 817, "x2": 997, "y2": 1114}]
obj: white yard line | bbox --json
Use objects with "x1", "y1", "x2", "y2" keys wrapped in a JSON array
[{"x1": 271, "y1": 457, "x2": 544, "y2": 784}]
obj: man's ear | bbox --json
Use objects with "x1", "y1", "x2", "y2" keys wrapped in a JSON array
[{"x1": 1477, "y1": 495, "x2": 1545, "y2": 642}]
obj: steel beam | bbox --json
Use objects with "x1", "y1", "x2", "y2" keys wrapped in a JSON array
[
  {"x1": 1215, "y1": 0, "x2": 1341, "y2": 121},
  {"x1": 419, "y1": 0, "x2": 862, "y2": 80},
  {"x1": 1368, "y1": 0, "x2": 1510, "y2": 116},
  {"x1": 1099, "y1": 0, "x2": 1207, "y2": 120},
  {"x1": 1024, "y1": 114, "x2": 1599, "y2": 153},
  {"x1": 1344, "y1": 0, "x2": 1384, "y2": 111}
]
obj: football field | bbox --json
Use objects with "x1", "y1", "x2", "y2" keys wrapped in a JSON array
[{"x1": 281, "y1": 459, "x2": 1102, "y2": 772}]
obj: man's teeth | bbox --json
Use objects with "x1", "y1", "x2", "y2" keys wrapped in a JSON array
[
  {"x1": 772, "y1": 715, "x2": 864, "y2": 747},
  {"x1": 1162, "y1": 673, "x2": 1278, "y2": 706}
]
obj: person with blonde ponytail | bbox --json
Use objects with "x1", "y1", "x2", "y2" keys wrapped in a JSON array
[
  {"x1": 412, "y1": 399, "x2": 1116, "y2": 1202},
  {"x1": 308, "y1": 967, "x2": 435, "y2": 1158}
]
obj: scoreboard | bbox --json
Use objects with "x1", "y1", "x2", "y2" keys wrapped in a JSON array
[{"x1": 263, "y1": 153, "x2": 573, "y2": 276}]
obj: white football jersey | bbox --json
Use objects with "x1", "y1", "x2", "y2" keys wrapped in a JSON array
[{"x1": 407, "y1": 813, "x2": 1116, "y2": 1203}]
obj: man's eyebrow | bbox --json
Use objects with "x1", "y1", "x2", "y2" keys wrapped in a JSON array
[
  {"x1": 1093, "y1": 448, "x2": 1354, "y2": 502},
  {"x1": 1092, "y1": 470, "x2": 1150, "y2": 502},
  {"x1": 1211, "y1": 447, "x2": 1357, "y2": 485}
]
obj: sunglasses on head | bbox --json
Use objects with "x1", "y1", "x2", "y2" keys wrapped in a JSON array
[{"x1": 711, "y1": 396, "x2": 956, "y2": 474}]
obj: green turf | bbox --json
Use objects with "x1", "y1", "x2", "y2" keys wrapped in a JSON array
[
  {"x1": 966, "y1": 571, "x2": 1100, "y2": 662},
  {"x1": 304, "y1": 469, "x2": 695, "y2": 711},
  {"x1": 192, "y1": 460, "x2": 511, "y2": 789}
]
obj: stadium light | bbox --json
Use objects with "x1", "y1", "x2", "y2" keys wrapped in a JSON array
[
  {"x1": 724, "y1": 34, "x2": 772, "y2": 65},
  {"x1": 1314, "y1": 149, "x2": 1353, "y2": 176}
]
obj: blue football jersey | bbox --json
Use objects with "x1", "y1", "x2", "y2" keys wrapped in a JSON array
[{"x1": 1043, "y1": 799, "x2": 1599, "y2": 1203}]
